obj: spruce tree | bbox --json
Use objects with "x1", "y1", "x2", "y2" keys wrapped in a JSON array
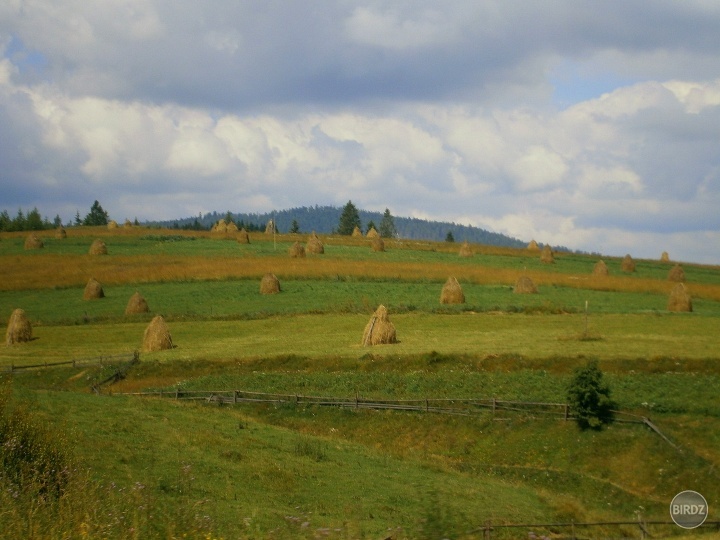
[
  {"x1": 379, "y1": 208, "x2": 397, "y2": 238},
  {"x1": 337, "y1": 200, "x2": 361, "y2": 235},
  {"x1": 567, "y1": 359, "x2": 616, "y2": 430},
  {"x1": 83, "y1": 200, "x2": 109, "y2": 226}
]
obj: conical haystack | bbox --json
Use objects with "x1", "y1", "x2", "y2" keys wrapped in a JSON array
[
  {"x1": 24, "y1": 234, "x2": 44, "y2": 250},
  {"x1": 540, "y1": 244, "x2": 554, "y2": 264},
  {"x1": 265, "y1": 219, "x2": 276, "y2": 234},
  {"x1": 83, "y1": 278, "x2": 105, "y2": 300},
  {"x1": 212, "y1": 219, "x2": 228, "y2": 233},
  {"x1": 514, "y1": 276, "x2": 538, "y2": 294},
  {"x1": 621, "y1": 254, "x2": 636, "y2": 273},
  {"x1": 668, "y1": 283, "x2": 692, "y2": 312},
  {"x1": 123, "y1": 219, "x2": 133, "y2": 228},
  {"x1": 236, "y1": 228, "x2": 250, "y2": 244},
  {"x1": 440, "y1": 277, "x2": 465, "y2": 304},
  {"x1": 306, "y1": 232, "x2": 324, "y2": 254},
  {"x1": 668, "y1": 264, "x2": 685, "y2": 282},
  {"x1": 362, "y1": 305, "x2": 397, "y2": 346},
  {"x1": 89, "y1": 239, "x2": 108, "y2": 255},
  {"x1": 226, "y1": 221, "x2": 238, "y2": 233},
  {"x1": 351, "y1": 226, "x2": 362, "y2": 237},
  {"x1": 371, "y1": 237, "x2": 385, "y2": 252},
  {"x1": 142, "y1": 315, "x2": 173, "y2": 352},
  {"x1": 459, "y1": 241, "x2": 473, "y2": 257},
  {"x1": 366, "y1": 227, "x2": 379, "y2": 238},
  {"x1": 289, "y1": 241, "x2": 306, "y2": 258},
  {"x1": 660, "y1": 251, "x2": 670, "y2": 263},
  {"x1": 592, "y1": 260, "x2": 609, "y2": 276},
  {"x1": 260, "y1": 273, "x2": 281, "y2": 294},
  {"x1": 107, "y1": 220, "x2": 118, "y2": 229},
  {"x1": 55, "y1": 226, "x2": 67, "y2": 239},
  {"x1": 527, "y1": 239, "x2": 540, "y2": 251},
  {"x1": 6, "y1": 309, "x2": 32, "y2": 345},
  {"x1": 125, "y1": 292, "x2": 149, "y2": 314}
]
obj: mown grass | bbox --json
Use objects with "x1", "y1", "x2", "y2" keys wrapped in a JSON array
[{"x1": 2, "y1": 227, "x2": 720, "y2": 538}]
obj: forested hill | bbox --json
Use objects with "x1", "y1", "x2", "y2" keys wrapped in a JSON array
[{"x1": 153, "y1": 205, "x2": 527, "y2": 248}]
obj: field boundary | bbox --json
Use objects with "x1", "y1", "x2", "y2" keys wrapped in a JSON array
[
  {"x1": 117, "y1": 388, "x2": 679, "y2": 448},
  {"x1": 2, "y1": 352, "x2": 136, "y2": 373}
]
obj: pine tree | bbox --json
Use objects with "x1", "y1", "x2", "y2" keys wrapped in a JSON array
[
  {"x1": 290, "y1": 220, "x2": 300, "y2": 234},
  {"x1": 366, "y1": 220, "x2": 376, "y2": 234},
  {"x1": 83, "y1": 201, "x2": 109, "y2": 226},
  {"x1": 567, "y1": 360, "x2": 616, "y2": 430},
  {"x1": 379, "y1": 208, "x2": 397, "y2": 238},
  {"x1": 445, "y1": 231, "x2": 455, "y2": 243},
  {"x1": 337, "y1": 200, "x2": 361, "y2": 235}
]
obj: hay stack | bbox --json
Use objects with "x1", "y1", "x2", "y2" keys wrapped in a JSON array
[
  {"x1": 668, "y1": 264, "x2": 685, "y2": 282},
  {"x1": 621, "y1": 254, "x2": 636, "y2": 273},
  {"x1": 89, "y1": 239, "x2": 108, "y2": 255},
  {"x1": 592, "y1": 260, "x2": 609, "y2": 276},
  {"x1": 5, "y1": 309, "x2": 32, "y2": 345},
  {"x1": 661, "y1": 251, "x2": 670, "y2": 263},
  {"x1": 83, "y1": 278, "x2": 105, "y2": 300},
  {"x1": 265, "y1": 220, "x2": 276, "y2": 234},
  {"x1": 306, "y1": 232, "x2": 324, "y2": 254},
  {"x1": 667, "y1": 283, "x2": 692, "y2": 312},
  {"x1": 458, "y1": 241, "x2": 473, "y2": 257},
  {"x1": 514, "y1": 276, "x2": 538, "y2": 294},
  {"x1": 123, "y1": 219, "x2": 133, "y2": 228},
  {"x1": 260, "y1": 273, "x2": 281, "y2": 294},
  {"x1": 236, "y1": 228, "x2": 250, "y2": 244},
  {"x1": 289, "y1": 241, "x2": 306, "y2": 258},
  {"x1": 212, "y1": 220, "x2": 228, "y2": 233},
  {"x1": 362, "y1": 305, "x2": 397, "y2": 346},
  {"x1": 351, "y1": 226, "x2": 362, "y2": 237},
  {"x1": 540, "y1": 244, "x2": 554, "y2": 264},
  {"x1": 55, "y1": 226, "x2": 67, "y2": 239},
  {"x1": 142, "y1": 315, "x2": 173, "y2": 352},
  {"x1": 226, "y1": 221, "x2": 238, "y2": 233},
  {"x1": 440, "y1": 277, "x2": 465, "y2": 304},
  {"x1": 24, "y1": 234, "x2": 44, "y2": 250},
  {"x1": 125, "y1": 292, "x2": 149, "y2": 314},
  {"x1": 366, "y1": 227, "x2": 379, "y2": 238},
  {"x1": 527, "y1": 239, "x2": 540, "y2": 251},
  {"x1": 371, "y1": 237, "x2": 385, "y2": 252},
  {"x1": 107, "y1": 220, "x2": 118, "y2": 229}
]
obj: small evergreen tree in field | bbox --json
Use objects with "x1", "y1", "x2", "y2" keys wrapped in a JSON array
[
  {"x1": 445, "y1": 231, "x2": 455, "y2": 243},
  {"x1": 83, "y1": 201, "x2": 109, "y2": 226},
  {"x1": 337, "y1": 200, "x2": 361, "y2": 235},
  {"x1": 366, "y1": 220, "x2": 376, "y2": 234},
  {"x1": 379, "y1": 208, "x2": 397, "y2": 238},
  {"x1": 567, "y1": 359, "x2": 616, "y2": 430},
  {"x1": 289, "y1": 220, "x2": 300, "y2": 234}
]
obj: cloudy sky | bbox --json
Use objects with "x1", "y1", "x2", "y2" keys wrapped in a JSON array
[{"x1": 2, "y1": 1, "x2": 719, "y2": 263}]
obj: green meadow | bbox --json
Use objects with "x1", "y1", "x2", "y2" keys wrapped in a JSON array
[{"x1": 2, "y1": 227, "x2": 720, "y2": 539}]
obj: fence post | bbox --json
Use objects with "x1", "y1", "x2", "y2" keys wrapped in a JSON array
[
  {"x1": 425, "y1": 398, "x2": 429, "y2": 412},
  {"x1": 234, "y1": 390, "x2": 238, "y2": 404},
  {"x1": 175, "y1": 388, "x2": 179, "y2": 400},
  {"x1": 492, "y1": 398, "x2": 496, "y2": 415},
  {"x1": 355, "y1": 391, "x2": 359, "y2": 409},
  {"x1": 564, "y1": 404, "x2": 569, "y2": 421},
  {"x1": 484, "y1": 520, "x2": 491, "y2": 540}
]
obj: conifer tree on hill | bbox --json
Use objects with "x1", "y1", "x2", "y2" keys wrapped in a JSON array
[{"x1": 337, "y1": 200, "x2": 361, "y2": 235}]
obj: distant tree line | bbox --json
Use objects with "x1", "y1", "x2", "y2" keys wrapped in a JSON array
[{"x1": 0, "y1": 200, "x2": 112, "y2": 231}]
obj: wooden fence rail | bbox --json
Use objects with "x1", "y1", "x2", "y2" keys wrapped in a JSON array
[
  {"x1": 3, "y1": 352, "x2": 137, "y2": 373},
  {"x1": 470, "y1": 519, "x2": 720, "y2": 539}
]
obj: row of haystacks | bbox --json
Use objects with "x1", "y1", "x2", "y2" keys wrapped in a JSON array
[
  {"x1": 23, "y1": 234, "x2": 109, "y2": 255},
  {"x1": 107, "y1": 220, "x2": 135, "y2": 229}
]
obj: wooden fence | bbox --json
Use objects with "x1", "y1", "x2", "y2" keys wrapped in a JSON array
[
  {"x1": 471, "y1": 519, "x2": 720, "y2": 539},
  {"x1": 2, "y1": 352, "x2": 137, "y2": 373},
  {"x1": 117, "y1": 388, "x2": 682, "y2": 449}
]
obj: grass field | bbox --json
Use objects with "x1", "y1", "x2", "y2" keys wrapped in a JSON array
[{"x1": 2, "y1": 226, "x2": 719, "y2": 539}]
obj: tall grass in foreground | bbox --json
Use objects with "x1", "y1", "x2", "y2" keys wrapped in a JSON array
[{"x1": 0, "y1": 383, "x2": 215, "y2": 539}]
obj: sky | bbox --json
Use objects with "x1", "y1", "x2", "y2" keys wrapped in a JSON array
[{"x1": 1, "y1": 1, "x2": 720, "y2": 264}]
